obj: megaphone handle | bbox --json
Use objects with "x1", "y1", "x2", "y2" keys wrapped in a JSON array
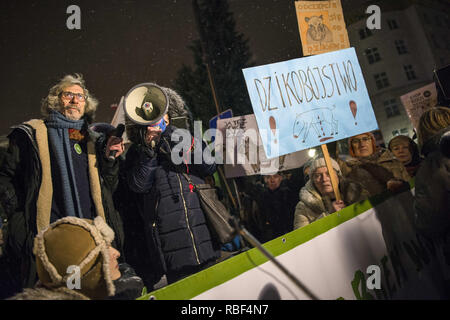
[{"x1": 108, "y1": 124, "x2": 125, "y2": 161}]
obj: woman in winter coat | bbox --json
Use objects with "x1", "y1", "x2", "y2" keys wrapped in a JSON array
[
  {"x1": 388, "y1": 135, "x2": 423, "y2": 177},
  {"x1": 413, "y1": 107, "x2": 450, "y2": 297},
  {"x1": 123, "y1": 85, "x2": 221, "y2": 286},
  {"x1": 293, "y1": 157, "x2": 370, "y2": 229},
  {"x1": 338, "y1": 132, "x2": 411, "y2": 197},
  {"x1": 414, "y1": 107, "x2": 450, "y2": 248}
]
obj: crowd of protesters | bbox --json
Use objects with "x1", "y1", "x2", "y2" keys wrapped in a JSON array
[{"x1": 0, "y1": 74, "x2": 448, "y2": 300}]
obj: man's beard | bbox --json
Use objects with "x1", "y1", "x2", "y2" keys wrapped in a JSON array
[{"x1": 62, "y1": 104, "x2": 83, "y2": 120}]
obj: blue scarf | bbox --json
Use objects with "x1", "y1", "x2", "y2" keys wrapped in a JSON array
[{"x1": 46, "y1": 110, "x2": 85, "y2": 218}]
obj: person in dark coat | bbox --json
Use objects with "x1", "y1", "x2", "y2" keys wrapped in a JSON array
[
  {"x1": 0, "y1": 74, "x2": 125, "y2": 299},
  {"x1": 388, "y1": 135, "x2": 423, "y2": 177},
  {"x1": 123, "y1": 85, "x2": 221, "y2": 286},
  {"x1": 414, "y1": 107, "x2": 450, "y2": 273},
  {"x1": 244, "y1": 172, "x2": 298, "y2": 243}
]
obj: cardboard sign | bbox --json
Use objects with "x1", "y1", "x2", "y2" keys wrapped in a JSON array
[
  {"x1": 400, "y1": 83, "x2": 437, "y2": 129},
  {"x1": 216, "y1": 114, "x2": 309, "y2": 178},
  {"x1": 295, "y1": 0, "x2": 350, "y2": 56},
  {"x1": 208, "y1": 109, "x2": 233, "y2": 144},
  {"x1": 242, "y1": 47, "x2": 378, "y2": 158}
]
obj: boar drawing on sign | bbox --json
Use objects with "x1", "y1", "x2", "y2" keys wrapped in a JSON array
[
  {"x1": 305, "y1": 15, "x2": 333, "y2": 44},
  {"x1": 292, "y1": 105, "x2": 338, "y2": 143}
]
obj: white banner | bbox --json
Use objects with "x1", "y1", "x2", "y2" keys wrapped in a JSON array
[{"x1": 142, "y1": 189, "x2": 450, "y2": 300}]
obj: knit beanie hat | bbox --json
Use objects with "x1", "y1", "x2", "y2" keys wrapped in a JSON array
[
  {"x1": 348, "y1": 132, "x2": 377, "y2": 158},
  {"x1": 33, "y1": 216, "x2": 116, "y2": 300},
  {"x1": 308, "y1": 157, "x2": 341, "y2": 177}
]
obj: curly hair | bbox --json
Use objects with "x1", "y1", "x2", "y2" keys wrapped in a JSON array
[
  {"x1": 417, "y1": 106, "x2": 450, "y2": 147},
  {"x1": 40, "y1": 74, "x2": 98, "y2": 122}
]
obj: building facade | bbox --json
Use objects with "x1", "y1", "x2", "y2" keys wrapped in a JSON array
[{"x1": 347, "y1": 1, "x2": 450, "y2": 143}]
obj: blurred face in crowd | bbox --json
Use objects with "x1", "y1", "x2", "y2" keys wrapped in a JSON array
[
  {"x1": 264, "y1": 174, "x2": 283, "y2": 191},
  {"x1": 163, "y1": 114, "x2": 169, "y2": 126},
  {"x1": 109, "y1": 246, "x2": 121, "y2": 281},
  {"x1": 59, "y1": 85, "x2": 86, "y2": 120},
  {"x1": 312, "y1": 167, "x2": 334, "y2": 196},
  {"x1": 351, "y1": 133, "x2": 374, "y2": 158},
  {"x1": 145, "y1": 114, "x2": 170, "y2": 146},
  {"x1": 390, "y1": 140, "x2": 412, "y2": 165}
]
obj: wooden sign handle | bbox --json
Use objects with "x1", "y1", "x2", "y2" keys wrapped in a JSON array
[{"x1": 321, "y1": 144, "x2": 342, "y2": 201}]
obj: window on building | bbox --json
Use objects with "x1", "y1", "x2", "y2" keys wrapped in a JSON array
[
  {"x1": 365, "y1": 48, "x2": 381, "y2": 64},
  {"x1": 422, "y1": 13, "x2": 430, "y2": 24},
  {"x1": 404, "y1": 65, "x2": 417, "y2": 80},
  {"x1": 374, "y1": 72, "x2": 390, "y2": 90},
  {"x1": 393, "y1": 128, "x2": 408, "y2": 137},
  {"x1": 359, "y1": 27, "x2": 373, "y2": 40},
  {"x1": 435, "y1": 16, "x2": 442, "y2": 27},
  {"x1": 387, "y1": 19, "x2": 399, "y2": 30},
  {"x1": 384, "y1": 99, "x2": 400, "y2": 118},
  {"x1": 395, "y1": 40, "x2": 408, "y2": 54}
]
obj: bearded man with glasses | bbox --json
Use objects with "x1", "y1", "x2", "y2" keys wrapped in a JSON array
[
  {"x1": 337, "y1": 132, "x2": 411, "y2": 197},
  {"x1": 0, "y1": 74, "x2": 125, "y2": 298}
]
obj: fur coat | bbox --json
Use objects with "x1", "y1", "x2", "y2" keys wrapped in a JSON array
[
  {"x1": 293, "y1": 178, "x2": 370, "y2": 229},
  {"x1": 338, "y1": 148, "x2": 411, "y2": 197},
  {"x1": 9, "y1": 286, "x2": 89, "y2": 300}
]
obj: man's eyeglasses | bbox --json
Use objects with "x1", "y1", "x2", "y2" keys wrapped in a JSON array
[
  {"x1": 60, "y1": 91, "x2": 87, "y2": 102},
  {"x1": 351, "y1": 136, "x2": 372, "y2": 145}
]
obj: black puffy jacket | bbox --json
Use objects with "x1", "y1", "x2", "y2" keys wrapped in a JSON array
[{"x1": 125, "y1": 125, "x2": 220, "y2": 280}]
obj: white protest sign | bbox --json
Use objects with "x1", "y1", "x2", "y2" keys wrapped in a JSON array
[
  {"x1": 242, "y1": 47, "x2": 378, "y2": 158},
  {"x1": 400, "y1": 83, "x2": 437, "y2": 129},
  {"x1": 215, "y1": 114, "x2": 310, "y2": 178}
]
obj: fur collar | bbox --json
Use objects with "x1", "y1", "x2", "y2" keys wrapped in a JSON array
[
  {"x1": 24, "y1": 119, "x2": 106, "y2": 232},
  {"x1": 9, "y1": 286, "x2": 90, "y2": 300},
  {"x1": 345, "y1": 148, "x2": 396, "y2": 166},
  {"x1": 298, "y1": 180, "x2": 327, "y2": 214}
]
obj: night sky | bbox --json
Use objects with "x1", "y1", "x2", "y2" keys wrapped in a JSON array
[{"x1": 0, "y1": 0, "x2": 360, "y2": 135}]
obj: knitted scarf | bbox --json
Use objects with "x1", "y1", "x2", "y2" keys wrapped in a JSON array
[{"x1": 46, "y1": 110, "x2": 85, "y2": 218}]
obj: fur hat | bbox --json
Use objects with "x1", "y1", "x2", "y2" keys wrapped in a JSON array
[
  {"x1": 33, "y1": 216, "x2": 116, "y2": 300},
  {"x1": 308, "y1": 157, "x2": 341, "y2": 177}
]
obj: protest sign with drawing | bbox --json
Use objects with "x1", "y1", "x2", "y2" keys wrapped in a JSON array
[
  {"x1": 400, "y1": 83, "x2": 437, "y2": 129},
  {"x1": 295, "y1": 0, "x2": 350, "y2": 56},
  {"x1": 215, "y1": 114, "x2": 310, "y2": 178},
  {"x1": 242, "y1": 47, "x2": 378, "y2": 159},
  {"x1": 208, "y1": 108, "x2": 233, "y2": 145}
]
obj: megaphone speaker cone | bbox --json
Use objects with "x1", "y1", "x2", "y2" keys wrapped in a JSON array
[{"x1": 124, "y1": 83, "x2": 169, "y2": 126}]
